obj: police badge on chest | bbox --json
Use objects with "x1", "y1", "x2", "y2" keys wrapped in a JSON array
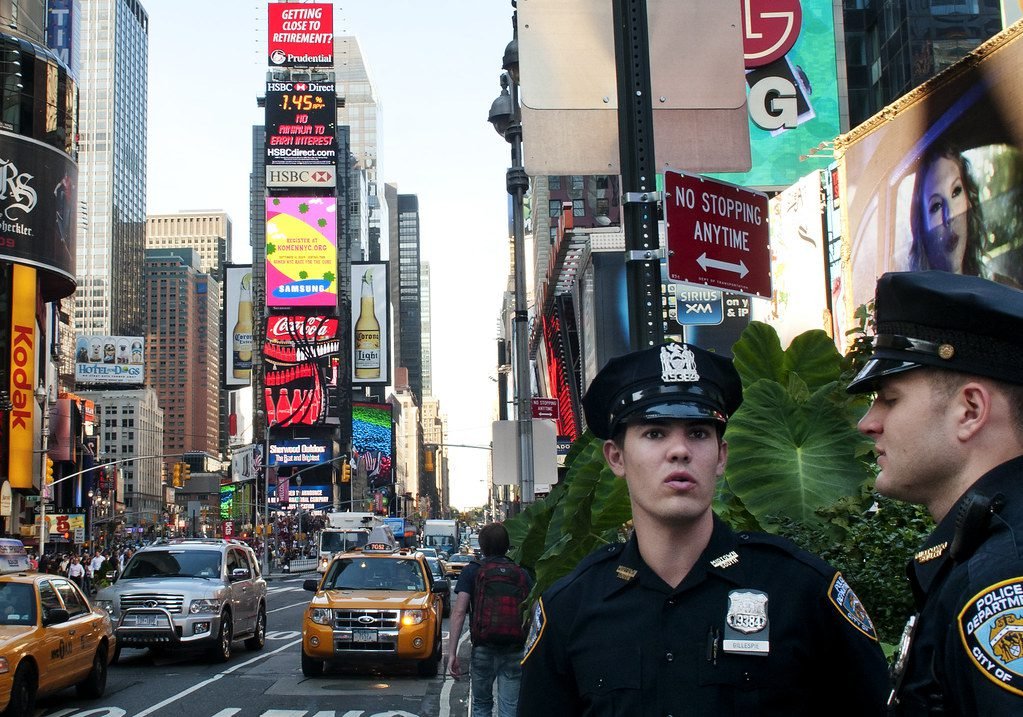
[{"x1": 723, "y1": 589, "x2": 770, "y2": 655}]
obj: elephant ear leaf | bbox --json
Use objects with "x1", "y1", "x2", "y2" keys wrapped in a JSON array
[
  {"x1": 723, "y1": 380, "x2": 873, "y2": 529},
  {"x1": 782, "y1": 330, "x2": 843, "y2": 391},
  {"x1": 732, "y1": 322, "x2": 785, "y2": 386}
]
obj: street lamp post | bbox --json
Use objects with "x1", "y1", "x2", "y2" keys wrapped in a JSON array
[
  {"x1": 257, "y1": 412, "x2": 278, "y2": 574},
  {"x1": 489, "y1": 12, "x2": 534, "y2": 509}
]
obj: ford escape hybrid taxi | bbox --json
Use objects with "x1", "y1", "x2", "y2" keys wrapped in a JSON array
[{"x1": 301, "y1": 528, "x2": 449, "y2": 676}]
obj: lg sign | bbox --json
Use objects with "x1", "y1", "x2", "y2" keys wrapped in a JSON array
[{"x1": 741, "y1": 0, "x2": 805, "y2": 132}]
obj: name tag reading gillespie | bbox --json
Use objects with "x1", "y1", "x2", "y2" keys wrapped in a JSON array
[{"x1": 723, "y1": 589, "x2": 770, "y2": 655}]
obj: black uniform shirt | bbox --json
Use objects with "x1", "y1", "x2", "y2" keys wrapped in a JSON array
[
  {"x1": 518, "y1": 515, "x2": 888, "y2": 716},
  {"x1": 892, "y1": 455, "x2": 1023, "y2": 715}
]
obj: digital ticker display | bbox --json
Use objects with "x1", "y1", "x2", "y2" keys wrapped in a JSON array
[{"x1": 265, "y1": 80, "x2": 336, "y2": 166}]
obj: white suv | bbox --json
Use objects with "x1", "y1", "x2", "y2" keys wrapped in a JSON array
[{"x1": 95, "y1": 539, "x2": 267, "y2": 662}]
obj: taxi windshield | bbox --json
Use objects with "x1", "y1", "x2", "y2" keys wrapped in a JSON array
[
  {"x1": 323, "y1": 558, "x2": 426, "y2": 591},
  {"x1": 121, "y1": 550, "x2": 222, "y2": 579},
  {"x1": 0, "y1": 583, "x2": 36, "y2": 626}
]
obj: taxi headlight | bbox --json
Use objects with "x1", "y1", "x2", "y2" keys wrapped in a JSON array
[
  {"x1": 402, "y1": 609, "x2": 426, "y2": 626},
  {"x1": 0, "y1": 657, "x2": 8, "y2": 674},
  {"x1": 94, "y1": 599, "x2": 115, "y2": 613},
  {"x1": 189, "y1": 599, "x2": 222, "y2": 615},
  {"x1": 310, "y1": 608, "x2": 333, "y2": 625}
]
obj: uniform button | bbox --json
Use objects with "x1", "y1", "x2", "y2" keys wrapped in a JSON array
[
  {"x1": 667, "y1": 598, "x2": 676, "y2": 606},
  {"x1": 665, "y1": 652, "x2": 674, "y2": 662},
  {"x1": 739, "y1": 533, "x2": 750, "y2": 541},
  {"x1": 597, "y1": 678, "x2": 604, "y2": 688},
  {"x1": 743, "y1": 671, "x2": 752, "y2": 682}
]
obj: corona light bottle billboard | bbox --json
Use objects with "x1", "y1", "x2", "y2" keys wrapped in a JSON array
[{"x1": 354, "y1": 267, "x2": 381, "y2": 379}]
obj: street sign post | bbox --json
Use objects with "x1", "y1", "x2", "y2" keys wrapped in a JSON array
[{"x1": 664, "y1": 170, "x2": 771, "y2": 298}]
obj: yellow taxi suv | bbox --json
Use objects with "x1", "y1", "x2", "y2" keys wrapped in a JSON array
[
  {"x1": 301, "y1": 528, "x2": 449, "y2": 677},
  {"x1": 0, "y1": 541, "x2": 115, "y2": 715}
]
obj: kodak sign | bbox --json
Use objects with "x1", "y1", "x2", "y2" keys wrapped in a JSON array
[{"x1": 8, "y1": 264, "x2": 37, "y2": 489}]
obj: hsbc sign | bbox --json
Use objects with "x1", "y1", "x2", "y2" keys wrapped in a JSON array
[{"x1": 266, "y1": 165, "x2": 336, "y2": 188}]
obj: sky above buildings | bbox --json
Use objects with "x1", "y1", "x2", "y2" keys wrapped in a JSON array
[{"x1": 146, "y1": 1, "x2": 515, "y2": 509}]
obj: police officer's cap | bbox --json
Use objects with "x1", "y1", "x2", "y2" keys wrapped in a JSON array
[
  {"x1": 847, "y1": 270, "x2": 1023, "y2": 394},
  {"x1": 582, "y1": 342, "x2": 743, "y2": 440}
]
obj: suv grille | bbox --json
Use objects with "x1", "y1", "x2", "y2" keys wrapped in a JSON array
[
  {"x1": 333, "y1": 609, "x2": 400, "y2": 630},
  {"x1": 120, "y1": 593, "x2": 185, "y2": 614}
]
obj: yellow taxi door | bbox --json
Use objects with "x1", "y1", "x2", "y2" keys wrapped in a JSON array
[{"x1": 36, "y1": 579, "x2": 84, "y2": 693}]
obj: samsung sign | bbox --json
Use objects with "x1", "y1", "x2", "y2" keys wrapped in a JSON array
[{"x1": 266, "y1": 165, "x2": 336, "y2": 188}]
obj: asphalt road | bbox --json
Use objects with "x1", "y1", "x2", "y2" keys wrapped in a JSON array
[{"x1": 33, "y1": 571, "x2": 474, "y2": 717}]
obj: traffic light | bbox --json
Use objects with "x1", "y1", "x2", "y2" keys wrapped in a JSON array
[
  {"x1": 342, "y1": 463, "x2": 351, "y2": 483},
  {"x1": 172, "y1": 462, "x2": 182, "y2": 488},
  {"x1": 181, "y1": 462, "x2": 190, "y2": 483},
  {"x1": 44, "y1": 457, "x2": 54, "y2": 485}
]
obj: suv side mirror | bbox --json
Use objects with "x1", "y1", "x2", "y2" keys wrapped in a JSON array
[
  {"x1": 230, "y1": 568, "x2": 250, "y2": 581},
  {"x1": 433, "y1": 579, "x2": 450, "y2": 593},
  {"x1": 303, "y1": 579, "x2": 320, "y2": 592}
]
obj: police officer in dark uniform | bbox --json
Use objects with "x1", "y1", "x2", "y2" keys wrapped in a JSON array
[
  {"x1": 848, "y1": 270, "x2": 1023, "y2": 715},
  {"x1": 518, "y1": 341, "x2": 889, "y2": 716}
]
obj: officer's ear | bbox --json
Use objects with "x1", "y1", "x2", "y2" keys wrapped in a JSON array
[{"x1": 603, "y1": 438, "x2": 627, "y2": 478}]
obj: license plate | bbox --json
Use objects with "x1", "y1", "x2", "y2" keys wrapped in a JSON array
[
  {"x1": 129, "y1": 613, "x2": 164, "y2": 627},
  {"x1": 352, "y1": 628, "x2": 376, "y2": 643}
]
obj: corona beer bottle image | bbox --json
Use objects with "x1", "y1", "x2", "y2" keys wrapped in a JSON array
[
  {"x1": 232, "y1": 272, "x2": 253, "y2": 379},
  {"x1": 354, "y1": 269, "x2": 381, "y2": 379}
]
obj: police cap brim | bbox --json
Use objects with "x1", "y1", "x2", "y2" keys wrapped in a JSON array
[
  {"x1": 614, "y1": 399, "x2": 727, "y2": 436},
  {"x1": 846, "y1": 358, "x2": 923, "y2": 394}
]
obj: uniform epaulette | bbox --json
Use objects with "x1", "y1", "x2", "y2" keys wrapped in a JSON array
[
  {"x1": 737, "y1": 531, "x2": 835, "y2": 578},
  {"x1": 543, "y1": 541, "x2": 626, "y2": 601}
]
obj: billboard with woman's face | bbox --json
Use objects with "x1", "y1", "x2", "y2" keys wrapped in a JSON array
[{"x1": 838, "y1": 25, "x2": 1023, "y2": 320}]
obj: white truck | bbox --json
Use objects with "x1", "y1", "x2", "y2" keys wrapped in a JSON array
[
  {"x1": 316, "y1": 512, "x2": 385, "y2": 572},
  {"x1": 422, "y1": 519, "x2": 460, "y2": 558}
]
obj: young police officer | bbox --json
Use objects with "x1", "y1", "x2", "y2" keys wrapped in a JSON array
[
  {"x1": 848, "y1": 270, "x2": 1023, "y2": 714},
  {"x1": 518, "y1": 342, "x2": 889, "y2": 716}
]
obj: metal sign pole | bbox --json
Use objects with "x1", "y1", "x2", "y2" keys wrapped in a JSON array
[{"x1": 613, "y1": 0, "x2": 663, "y2": 350}]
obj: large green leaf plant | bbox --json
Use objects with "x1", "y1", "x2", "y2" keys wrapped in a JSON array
[{"x1": 506, "y1": 318, "x2": 930, "y2": 644}]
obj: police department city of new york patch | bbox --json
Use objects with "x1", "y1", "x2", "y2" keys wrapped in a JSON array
[
  {"x1": 521, "y1": 598, "x2": 546, "y2": 665},
  {"x1": 958, "y1": 577, "x2": 1023, "y2": 696},
  {"x1": 828, "y1": 573, "x2": 878, "y2": 641}
]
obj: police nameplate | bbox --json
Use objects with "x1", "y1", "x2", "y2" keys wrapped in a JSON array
[
  {"x1": 723, "y1": 589, "x2": 769, "y2": 655},
  {"x1": 958, "y1": 577, "x2": 1023, "y2": 696}
]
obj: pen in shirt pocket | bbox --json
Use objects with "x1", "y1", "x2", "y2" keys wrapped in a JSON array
[{"x1": 706, "y1": 627, "x2": 719, "y2": 665}]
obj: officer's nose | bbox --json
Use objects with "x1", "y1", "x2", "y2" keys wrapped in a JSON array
[{"x1": 857, "y1": 400, "x2": 882, "y2": 437}]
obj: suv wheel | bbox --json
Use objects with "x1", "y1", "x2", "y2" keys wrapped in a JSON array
[
  {"x1": 301, "y1": 648, "x2": 324, "y2": 677},
  {"x1": 209, "y1": 612, "x2": 233, "y2": 663},
  {"x1": 245, "y1": 606, "x2": 267, "y2": 651}
]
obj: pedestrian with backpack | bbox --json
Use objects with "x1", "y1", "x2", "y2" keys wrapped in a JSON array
[{"x1": 447, "y1": 522, "x2": 532, "y2": 717}]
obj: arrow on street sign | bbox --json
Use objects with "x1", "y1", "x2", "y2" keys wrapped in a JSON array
[{"x1": 696, "y1": 254, "x2": 749, "y2": 277}]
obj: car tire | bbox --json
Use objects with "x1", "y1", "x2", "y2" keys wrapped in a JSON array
[
  {"x1": 76, "y1": 644, "x2": 108, "y2": 698},
  {"x1": 245, "y1": 606, "x2": 267, "y2": 651},
  {"x1": 209, "y1": 612, "x2": 233, "y2": 663},
  {"x1": 4, "y1": 662, "x2": 36, "y2": 717},
  {"x1": 417, "y1": 629, "x2": 442, "y2": 677},
  {"x1": 301, "y1": 648, "x2": 324, "y2": 677}
]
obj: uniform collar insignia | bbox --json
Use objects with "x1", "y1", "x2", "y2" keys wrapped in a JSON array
[
  {"x1": 914, "y1": 541, "x2": 948, "y2": 564},
  {"x1": 710, "y1": 551, "x2": 739, "y2": 569},
  {"x1": 616, "y1": 565, "x2": 638, "y2": 581},
  {"x1": 660, "y1": 343, "x2": 700, "y2": 383}
]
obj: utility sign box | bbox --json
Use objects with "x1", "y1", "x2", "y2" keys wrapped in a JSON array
[{"x1": 664, "y1": 170, "x2": 771, "y2": 298}]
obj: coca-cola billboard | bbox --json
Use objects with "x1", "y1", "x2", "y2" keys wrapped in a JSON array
[{"x1": 263, "y1": 315, "x2": 342, "y2": 427}]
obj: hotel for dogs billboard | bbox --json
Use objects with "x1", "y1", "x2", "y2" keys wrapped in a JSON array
[
  {"x1": 74, "y1": 335, "x2": 145, "y2": 385},
  {"x1": 263, "y1": 314, "x2": 341, "y2": 427},
  {"x1": 265, "y1": 196, "x2": 337, "y2": 308},
  {"x1": 836, "y1": 24, "x2": 1023, "y2": 339}
]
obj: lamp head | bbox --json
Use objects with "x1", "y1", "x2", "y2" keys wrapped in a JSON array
[
  {"x1": 488, "y1": 83, "x2": 514, "y2": 140},
  {"x1": 502, "y1": 38, "x2": 519, "y2": 84}
]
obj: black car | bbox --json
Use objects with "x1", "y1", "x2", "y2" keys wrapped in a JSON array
[{"x1": 425, "y1": 557, "x2": 450, "y2": 617}]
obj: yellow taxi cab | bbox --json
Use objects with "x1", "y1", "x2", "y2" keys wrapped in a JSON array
[
  {"x1": 0, "y1": 541, "x2": 116, "y2": 715},
  {"x1": 301, "y1": 527, "x2": 449, "y2": 677},
  {"x1": 444, "y1": 552, "x2": 475, "y2": 580}
]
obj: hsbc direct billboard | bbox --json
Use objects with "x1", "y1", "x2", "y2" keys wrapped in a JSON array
[
  {"x1": 266, "y1": 165, "x2": 336, "y2": 188},
  {"x1": 267, "y1": 3, "x2": 333, "y2": 67}
]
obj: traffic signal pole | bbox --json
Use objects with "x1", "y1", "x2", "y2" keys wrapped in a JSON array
[{"x1": 613, "y1": 0, "x2": 664, "y2": 350}]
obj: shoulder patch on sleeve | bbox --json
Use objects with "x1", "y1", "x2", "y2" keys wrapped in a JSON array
[
  {"x1": 521, "y1": 597, "x2": 546, "y2": 665},
  {"x1": 958, "y1": 576, "x2": 1023, "y2": 696},
  {"x1": 828, "y1": 572, "x2": 878, "y2": 641}
]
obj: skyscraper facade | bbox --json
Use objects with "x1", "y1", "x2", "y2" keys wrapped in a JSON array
[
  {"x1": 75, "y1": 0, "x2": 148, "y2": 337},
  {"x1": 143, "y1": 248, "x2": 220, "y2": 478},
  {"x1": 392, "y1": 193, "x2": 423, "y2": 402},
  {"x1": 145, "y1": 212, "x2": 233, "y2": 276},
  {"x1": 844, "y1": 1, "x2": 1004, "y2": 127},
  {"x1": 420, "y1": 261, "x2": 432, "y2": 398}
]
